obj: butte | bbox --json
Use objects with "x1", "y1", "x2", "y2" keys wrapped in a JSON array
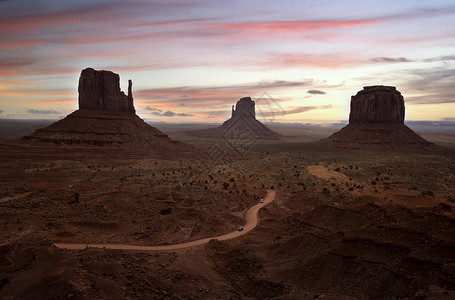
[
  {"x1": 188, "y1": 97, "x2": 281, "y2": 140},
  {"x1": 1, "y1": 68, "x2": 192, "y2": 158},
  {"x1": 325, "y1": 85, "x2": 431, "y2": 147}
]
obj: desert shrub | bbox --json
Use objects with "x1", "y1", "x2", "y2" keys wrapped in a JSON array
[{"x1": 422, "y1": 190, "x2": 434, "y2": 196}]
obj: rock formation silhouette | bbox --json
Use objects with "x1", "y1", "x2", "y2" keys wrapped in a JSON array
[
  {"x1": 187, "y1": 97, "x2": 281, "y2": 141},
  {"x1": 78, "y1": 68, "x2": 135, "y2": 113},
  {"x1": 349, "y1": 86, "x2": 404, "y2": 123},
  {"x1": 6, "y1": 68, "x2": 192, "y2": 157},
  {"x1": 231, "y1": 97, "x2": 255, "y2": 119},
  {"x1": 326, "y1": 86, "x2": 431, "y2": 146},
  {"x1": 220, "y1": 97, "x2": 281, "y2": 140}
]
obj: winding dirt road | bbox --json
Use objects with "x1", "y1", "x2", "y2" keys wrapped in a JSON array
[{"x1": 54, "y1": 190, "x2": 276, "y2": 251}]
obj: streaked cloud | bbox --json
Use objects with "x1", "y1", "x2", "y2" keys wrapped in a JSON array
[
  {"x1": 307, "y1": 89, "x2": 326, "y2": 95},
  {"x1": 423, "y1": 56, "x2": 455, "y2": 63},
  {"x1": 261, "y1": 105, "x2": 333, "y2": 117},
  {"x1": 150, "y1": 110, "x2": 194, "y2": 117},
  {"x1": 143, "y1": 106, "x2": 162, "y2": 112},
  {"x1": 261, "y1": 53, "x2": 359, "y2": 69},
  {"x1": 370, "y1": 57, "x2": 413, "y2": 63},
  {"x1": 401, "y1": 67, "x2": 455, "y2": 105},
  {"x1": 27, "y1": 109, "x2": 61, "y2": 115},
  {"x1": 136, "y1": 80, "x2": 313, "y2": 107},
  {"x1": 201, "y1": 19, "x2": 375, "y2": 33}
]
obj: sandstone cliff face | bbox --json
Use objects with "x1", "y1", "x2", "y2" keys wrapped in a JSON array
[
  {"x1": 326, "y1": 86, "x2": 430, "y2": 147},
  {"x1": 349, "y1": 86, "x2": 404, "y2": 123},
  {"x1": 78, "y1": 68, "x2": 135, "y2": 113}
]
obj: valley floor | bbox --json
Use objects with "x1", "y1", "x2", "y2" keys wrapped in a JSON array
[{"x1": 1, "y1": 135, "x2": 455, "y2": 299}]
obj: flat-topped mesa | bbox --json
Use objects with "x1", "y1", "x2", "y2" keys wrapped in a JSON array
[
  {"x1": 231, "y1": 97, "x2": 255, "y2": 119},
  {"x1": 349, "y1": 85, "x2": 404, "y2": 124},
  {"x1": 325, "y1": 85, "x2": 431, "y2": 147},
  {"x1": 78, "y1": 67, "x2": 135, "y2": 113}
]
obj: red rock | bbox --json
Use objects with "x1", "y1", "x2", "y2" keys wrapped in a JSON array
[
  {"x1": 326, "y1": 86, "x2": 431, "y2": 147},
  {"x1": 186, "y1": 97, "x2": 281, "y2": 140},
  {"x1": 231, "y1": 97, "x2": 255, "y2": 119},
  {"x1": 5, "y1": 68, "x2": 193, "y2": 157},
  {"x1": 220, "y1": 97, "x2": 282, "y2": 140},
  {"x1": 349, "y1": 86, "x2": 404, "y2": 123},
  {"x1": 78, "y1": 68, "x2": 135, "y2": 113}
]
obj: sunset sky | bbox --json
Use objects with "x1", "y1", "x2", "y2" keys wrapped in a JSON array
[{"x1": 1, "y1": 0, "x2": 454, "y2": 124}]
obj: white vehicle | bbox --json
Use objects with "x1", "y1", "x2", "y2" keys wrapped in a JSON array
[
  {"x1": 238, "y1": 226, "x2": 244, "y2": 231},
  {"x1": 260, "y1": 199, "x2": 264, "y2": 203}
]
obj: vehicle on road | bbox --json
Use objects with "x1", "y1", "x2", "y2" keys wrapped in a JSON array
[
  {"x1": 238, "y1": 226, "x2": 244, "y2": 231},
  {"x1": 260, "y1": 199, "x2": 264, "y2": 203}
]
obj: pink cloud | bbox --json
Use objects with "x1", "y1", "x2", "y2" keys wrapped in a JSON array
[
  {"x1": 202, "y1": 20, "x2": 375, "y2": 33},
  {"x1": 255, "y1": 53, "x2": 360, "y2": 69},
  {"x1": 135, "y1": 80, "x2": 311, "y2": 107}
]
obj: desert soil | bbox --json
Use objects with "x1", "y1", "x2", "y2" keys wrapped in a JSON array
[
  {"x1": 1, "y1": 131, "x2": 455, "y2": 299},
  {"x1": 54, "y1": 190, "x2": 276, "y2": 251}
]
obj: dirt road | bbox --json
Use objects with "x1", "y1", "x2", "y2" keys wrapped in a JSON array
[{"x1": 54, "y1": 190, "x2": 276, "y2": 251}]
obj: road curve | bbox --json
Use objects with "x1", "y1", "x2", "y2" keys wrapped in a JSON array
[{"x1": 54, "y1": 190, "x2": 276, "y2": 251}]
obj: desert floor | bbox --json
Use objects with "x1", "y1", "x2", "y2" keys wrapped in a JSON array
[{"x1": 1, "y1": 123, "x2": 455, "y2": 299}]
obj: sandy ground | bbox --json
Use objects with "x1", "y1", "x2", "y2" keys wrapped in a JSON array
[
  {"x1": 308, "y1": 165, "x2": 349, "y2": 181},
  {"x1": 55, "y1": 190, "x2": 276, "y2": 251},
  {"x1": 1, "y1": 137, "x2": 455, "y2": 299}
]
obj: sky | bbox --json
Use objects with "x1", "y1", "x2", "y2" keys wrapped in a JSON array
[{"x1": 1, "y1": 0, "x2": 455, "y2": 124}]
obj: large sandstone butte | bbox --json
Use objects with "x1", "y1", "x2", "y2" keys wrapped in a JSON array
[
  {"x1": 4, "y1": 68, "x2": 192, "y2": 157},
  {"x1": 221, "y1": 97, "x2": 281, "y2": 139},
  {"x1": 78, "y1": 68, "x2": 135, "y2": 113},
  {"x1": 326, "y1": 86, "x2": 431, "y2": 146},
  {"x1": 187, "y1": 97, "x2": 281, "y2": 140}
]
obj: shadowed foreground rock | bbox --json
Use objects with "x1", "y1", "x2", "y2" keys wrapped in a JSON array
[
  {"x1": 326, "y1": 86, "x2": 431, "y2": 147},
  {"x1": 2, "y1": 68, "x2": 192, "y2": 157}
]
